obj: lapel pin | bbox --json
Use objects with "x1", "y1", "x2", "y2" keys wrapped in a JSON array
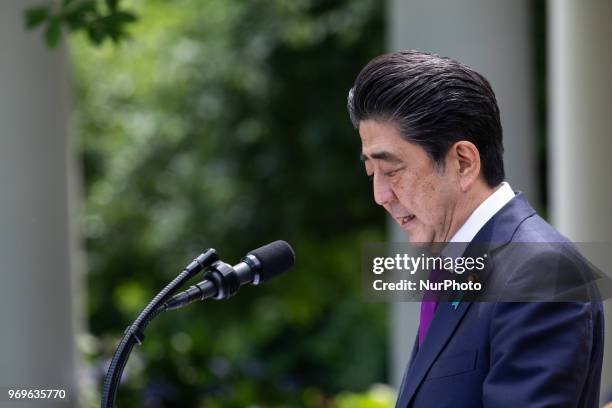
[
  {"x1": 451, "y1": 273, "x2": 478, "y2": 309},
  {"x1": 451, "y1": 292, "x2": 464, "y2": 310}
]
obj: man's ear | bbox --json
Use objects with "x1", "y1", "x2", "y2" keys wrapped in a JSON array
[{"x1": 450, "y1": 141, "x2": 481, "y2": 192}]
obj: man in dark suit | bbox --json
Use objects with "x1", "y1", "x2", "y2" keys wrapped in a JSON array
[{"x1": 348, "y1": 51, "x2": 604, "y2": 407}]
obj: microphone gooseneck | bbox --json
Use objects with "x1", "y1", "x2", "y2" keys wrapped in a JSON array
[{"x1": 101, "y1": 241, "x2": 295, "y2": 408}]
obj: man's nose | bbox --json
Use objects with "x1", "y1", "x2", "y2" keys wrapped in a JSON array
[{"x1": 373, "y1": 174, "x2": 397, "y2": 206}]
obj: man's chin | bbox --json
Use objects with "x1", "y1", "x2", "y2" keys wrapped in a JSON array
[
  {"x1": 405, "y1": 232, "x2": 432, "y2": 248},
  {"x1": 409, "y1": 240, "x2": 429, "y2": 248},
  {"x1": 406, "y1": 238, "x2": 442, "y2": 254}
]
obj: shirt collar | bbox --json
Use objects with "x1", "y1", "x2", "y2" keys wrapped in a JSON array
[{"x1": 449, "y1": 181, "x2": 515, "y2": 244}]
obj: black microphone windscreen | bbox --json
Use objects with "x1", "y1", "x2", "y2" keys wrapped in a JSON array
[{"x1": 248, "y1": 240, "x2": 295, "y2": 282}]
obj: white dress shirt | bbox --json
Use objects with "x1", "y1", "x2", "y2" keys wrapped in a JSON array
[
  {"x1": 450, "y1": 181, "x2": 515, "y2": 243},
  {"x1": 441, "y1": 182, "x2": 514, "y2": 258}
]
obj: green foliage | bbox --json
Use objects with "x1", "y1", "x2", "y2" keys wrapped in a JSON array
[
  {"x1": 333, "y1": 384, "x2": 396, "y2": 408},
  {"x1": 24, "y1": 0, "x2": 137, "y2": 47},
  {"x1": 72, "y1": 0, "x2": 387, "y2": 406}
]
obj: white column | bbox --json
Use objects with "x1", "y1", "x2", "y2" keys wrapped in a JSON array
[
  {"x1": 388, "y1": 0, "x2": 537, "y2": 388},
  {"x1": 0, "y1": 1, "x2": 79, "y2": 407},
  {"x1": 548, "y1": 0, "x2": 612, "y2": 403}
]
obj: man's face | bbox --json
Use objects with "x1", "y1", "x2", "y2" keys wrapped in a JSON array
[{"x1": 359, "y1": 119, "x2": 461, "y2": 244}]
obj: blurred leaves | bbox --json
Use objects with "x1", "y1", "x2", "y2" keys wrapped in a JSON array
[
  {"x1": 71, "y1": 0, "x2": 386, "y2": 406},
  {"x1": 333, "y1": 384, "x2": 396, "y2": 408},
  {"x1": 24, "y1": 0, "x2": 137, "y2": 47},
  {"x1": 24, "y1": 6, "x2": 50, "y2": 28}
]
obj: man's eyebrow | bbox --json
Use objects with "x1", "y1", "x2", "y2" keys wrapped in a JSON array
[{"x1": 359, "y1": 151, "x2": 403, "y2": 163}]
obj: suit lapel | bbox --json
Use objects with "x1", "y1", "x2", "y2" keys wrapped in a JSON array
[
  {"x1": 395, "y1": 299, "x2": 474, "y2": 408},
  {"x1": 395, "y1": 192, "x2": 537, "y2": 407},
  {"x1": 409, "y1": 335, "x2": 418, "y2": 367}
]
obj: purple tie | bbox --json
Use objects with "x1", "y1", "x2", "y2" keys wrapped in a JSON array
[{"x1": 418, "y1": 268, "x2": 445, "y2": 347}]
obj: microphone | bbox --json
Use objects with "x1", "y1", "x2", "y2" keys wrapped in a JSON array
[{"x1": 164, "y1": 240, "x2": 295, "y2": 310}]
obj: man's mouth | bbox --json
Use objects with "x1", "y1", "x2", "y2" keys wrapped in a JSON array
[{"x1": 400, "y1": 214, "x2": 416, "y2": 226}]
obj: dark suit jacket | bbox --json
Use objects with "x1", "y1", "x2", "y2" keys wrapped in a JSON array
[{"x1": 395, "y1": 193, "x2": 605, "y2": 408}]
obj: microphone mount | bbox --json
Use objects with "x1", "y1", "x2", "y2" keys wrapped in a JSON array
[{"x1": 163, "y1": 254, "x2": 264, "y2": 311}]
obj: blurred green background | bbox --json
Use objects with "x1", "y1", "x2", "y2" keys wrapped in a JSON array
[
  {"x1": 67, "y1": 0, "x2": 389, "y2": 406},
  {"x1": 7, "y1": 0, "x2": 612, "y2": 406}
]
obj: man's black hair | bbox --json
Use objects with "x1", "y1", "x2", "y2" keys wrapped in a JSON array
[{"x1": 348, "y1": 50, "x2": 505, "y2": 187}]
